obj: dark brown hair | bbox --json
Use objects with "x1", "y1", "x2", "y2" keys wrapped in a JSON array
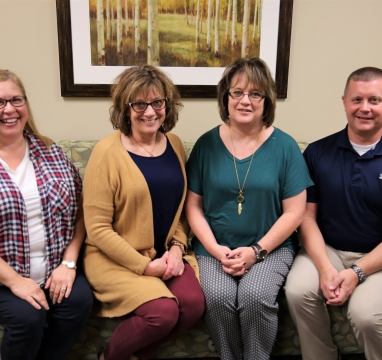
[{"x1": 216, "y1": 58, "x2": 277, "y2": 127}]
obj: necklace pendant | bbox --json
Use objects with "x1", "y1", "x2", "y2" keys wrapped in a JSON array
[
  {"x1": 238, "y1": 202, "x2": 242, "y2": 215},
  {"x1": 237, "y1": 194, "x2": 244, "y2": 203}
]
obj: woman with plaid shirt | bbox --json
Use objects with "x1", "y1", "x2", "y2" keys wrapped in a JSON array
[{"x1": 0, "y1": 69, "x2": 93, "y2": 360}]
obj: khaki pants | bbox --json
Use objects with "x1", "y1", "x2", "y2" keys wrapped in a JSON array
[{"x1": 285, "y1": 245, "x2": 382, "y2": 360}]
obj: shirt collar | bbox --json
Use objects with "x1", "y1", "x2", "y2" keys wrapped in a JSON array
[
  {"x1": 337, "y1": 125, "x2": 382, "y2": 156},
  {"x1": 23, "y1": 130, "x2": 43, "y2": 158}
]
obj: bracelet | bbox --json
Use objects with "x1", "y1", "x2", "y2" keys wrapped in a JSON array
[
  {"x1": 169, "y1": 241, "x2": 187, "y2": 255},
  {"x1": 251, "y1": 246, "x2": 260, "y2": 261}
]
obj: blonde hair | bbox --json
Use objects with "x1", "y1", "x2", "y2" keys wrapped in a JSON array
[
  {"x1": 344, "y1": 67, "x2": 382, "y2": 95},
  {"x1": 0, "y1": 69, "x2": 52, "y2": 148}
]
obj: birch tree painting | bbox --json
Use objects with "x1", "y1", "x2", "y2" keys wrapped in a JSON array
[
  {"x1": 96, "y1": 0, "x2": 105, "y2": 64},
  {"x1": 117, "y1": 0, "x2": 122, "y2": 53},
  {"x1": 147, "y1": 0, "x2": 159, "y2": 65},
  {"x1": 89, "y1": 0, "x2": 263, "y2": 67},
  {"x1": 125, "y1": 0, "x2": 129, "y2": 35}
]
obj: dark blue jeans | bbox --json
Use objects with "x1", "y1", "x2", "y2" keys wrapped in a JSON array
[{"x1": 0, "y1": 272, "x2": 93, "y2": 360}]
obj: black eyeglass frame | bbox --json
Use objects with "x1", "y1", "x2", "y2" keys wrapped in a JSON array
[
  {"x1": 128, "y1": 98, "x2": 168, "y2": 113},
  {"x1": 228, "y1": 91, "x2": 265, "y2": 101},
  {"x1": 0, "y1": 96, "x2": 27, "y2": 109}
]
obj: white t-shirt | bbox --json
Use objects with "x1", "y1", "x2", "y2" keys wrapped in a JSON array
[{"x1": 350, "y1": 139, "x2": 380, "y2": 156}]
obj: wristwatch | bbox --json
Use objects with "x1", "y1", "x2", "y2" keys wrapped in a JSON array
[
  {"x1": 350, "y1": 264, "x2": 367, "y2": 284},
  {"x1": 61, "y1": 260, "x2": 77, "y2": 270},
  {"x1": 169, "y1": 241, "x2": 187, "y2": 256},
  {"x1": 252, "y1": 243, "x2": 268, "y2": 262}
]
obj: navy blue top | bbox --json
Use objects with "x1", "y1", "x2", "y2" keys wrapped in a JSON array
[
  {"x1": 304, "y1": 126, "x2": 382, "y2": 253},
  {"x1": 129, "y1": 139, "x2": 184, "y2": 258}
]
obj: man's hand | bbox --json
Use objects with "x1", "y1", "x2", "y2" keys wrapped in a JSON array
[
  {"x1": 319, "y1": 266, "x2": 340, "y2": 301},
  {"x1": 326, "y1": 268, "x2": 359, "y2": 306}
]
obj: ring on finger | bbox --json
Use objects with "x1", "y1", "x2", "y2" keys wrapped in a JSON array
[{"x1": 61, "y1": 287, "x2": 67, "y2": 291}]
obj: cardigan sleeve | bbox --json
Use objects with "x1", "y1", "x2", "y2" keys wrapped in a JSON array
[{"x1": 83, "y1": 138, "x2": 152, "y2": 275}]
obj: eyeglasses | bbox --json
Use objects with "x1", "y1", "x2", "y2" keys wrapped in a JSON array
[
  {"x1": 0, "y1": 96, "x2": 27, "y2": 109},
  {"x1": 129, "y1": 98, "x2": 167, "y2": 112},
  {"x1": 228, "y1": 91, "x2": 265, "y2": 101}
]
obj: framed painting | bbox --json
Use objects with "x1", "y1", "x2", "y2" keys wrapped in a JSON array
[{"x1": 56, "y1": 0, "x2": 293, "y2": 98}]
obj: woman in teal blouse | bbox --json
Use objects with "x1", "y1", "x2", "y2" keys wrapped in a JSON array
[{"x1": 185, "y1": 58, "x2": 313, "y2": 360}]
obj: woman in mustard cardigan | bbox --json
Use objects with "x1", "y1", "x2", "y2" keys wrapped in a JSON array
[{"x1": 83, "y1": 66, "x2": 205, "y2": 360}]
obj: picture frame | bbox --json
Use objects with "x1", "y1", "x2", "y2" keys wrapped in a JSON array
[{"x1": 56, "y1": 0, "x2": 293, "y2": 98}]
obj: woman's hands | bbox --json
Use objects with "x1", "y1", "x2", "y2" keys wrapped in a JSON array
[
  {"x1": 162, "y1": 245, "x2": 184, "y2": 280},
  {"x1": 9, "y1": 276, "x2": 49, "y2": 310},
  {"x1": 144, "y1": 246, "x2": 185, "y2": 281},
  {"x1": 144, "y1": 251, "x2": 169, "y2": 278},
  {"x1": 45, "y1": 264, "x2": 76, "y2": 304},
  {"x1": 220, "y1": 246, "x2": 257, "y2": 277},
  {"x1": 1, "y1": 258, "x2": 48, "y2": 310}
]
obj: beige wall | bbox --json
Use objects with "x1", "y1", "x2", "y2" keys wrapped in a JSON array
[{"x1": 2, "y1": 0, "x2": 382, "y2": 142}]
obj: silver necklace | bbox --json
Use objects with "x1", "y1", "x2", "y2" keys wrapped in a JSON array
[{"x1": 132, "y1": 133, "x2": 157, "y2": 157}]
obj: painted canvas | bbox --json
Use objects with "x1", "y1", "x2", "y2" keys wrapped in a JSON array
[
  {"x1": 89, "y1": 0, "x2": 262, "y2": 67},
  {"x1": 56, "y1": 0, "x2": 293, "y2": 97}
]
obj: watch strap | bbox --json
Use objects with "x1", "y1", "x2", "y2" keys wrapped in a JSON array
[
  {"x1": 253, "y1": 243, "x2": 263, "y2": 252},
  {"x1": 350, "y1": 264, "x2": 367, "y2": 284}
]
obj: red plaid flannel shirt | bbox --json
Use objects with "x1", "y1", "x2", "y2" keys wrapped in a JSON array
[{"x1": 0, "y1": 131, "x2": 82, "y2": 283}]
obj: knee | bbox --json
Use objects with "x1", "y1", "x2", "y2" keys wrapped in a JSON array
[
  {"x1": 178, "y1": 288, "x2": 205, "y2": 319},
  {"x1": 8, "y1": 305, "x2": 46, "y2": 333},
  {"x1": 284, "y1": 281, "x2": 305, "y2": 307},
  {"x1": 348, "y1": 306, "x2": 381, "y2": 334},
  {"x1": 149, "y1": 298, "x2": 179, "y2": 331},
  {"x1": 206, "y1": 292, "x2": 232, "y2": 311},
  {"x1": 240, "y1": 287, "x2": 278, "y2": 315},
  {"x1": 65, "y1": 275, "x2": 93, "y2": 312},
  {"x1": 284, "y1": 272, "x2": 316, "y2": 308}
]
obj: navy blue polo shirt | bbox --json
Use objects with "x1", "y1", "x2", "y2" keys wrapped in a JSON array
[{"x1": 304, "y1": 126, "x2": 382, "y2": 253}]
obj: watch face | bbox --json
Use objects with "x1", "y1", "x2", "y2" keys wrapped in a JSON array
[
  {"x1": 67, "y1": 261, "x2": 75, "y2": 268},
  {"x1": 260, "y1": 250, "x2": 267, "y2": 257}
]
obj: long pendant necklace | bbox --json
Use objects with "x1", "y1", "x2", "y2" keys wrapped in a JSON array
[
  {"x1": 229, "y1": 128, "x2": 256, "y2": 215},
  {"x1": 132, "y1": 133, "x2": 157, "y2": 157}
]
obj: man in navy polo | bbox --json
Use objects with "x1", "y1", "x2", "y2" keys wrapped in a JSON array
[{"x1": 285, "y1": 67, "x2": 382, "y2": 360}]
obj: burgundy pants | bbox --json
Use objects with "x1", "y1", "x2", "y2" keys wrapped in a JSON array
[{"x1": 104, "y1": 263, "x2": 205, "y2": 360}]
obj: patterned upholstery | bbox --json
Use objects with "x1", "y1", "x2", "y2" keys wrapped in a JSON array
[{"x1": 0, "y1": 140, "x2": 364, "y2": 359}]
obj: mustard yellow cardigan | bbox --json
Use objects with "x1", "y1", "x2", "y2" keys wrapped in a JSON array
[{"x1": 83, "y1": 131, "x2": 199, "y2": 317}]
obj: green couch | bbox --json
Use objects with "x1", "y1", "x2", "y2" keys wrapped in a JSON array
[{"x1": 0, "y1": 140, "x2": 364, "y2": 360}]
